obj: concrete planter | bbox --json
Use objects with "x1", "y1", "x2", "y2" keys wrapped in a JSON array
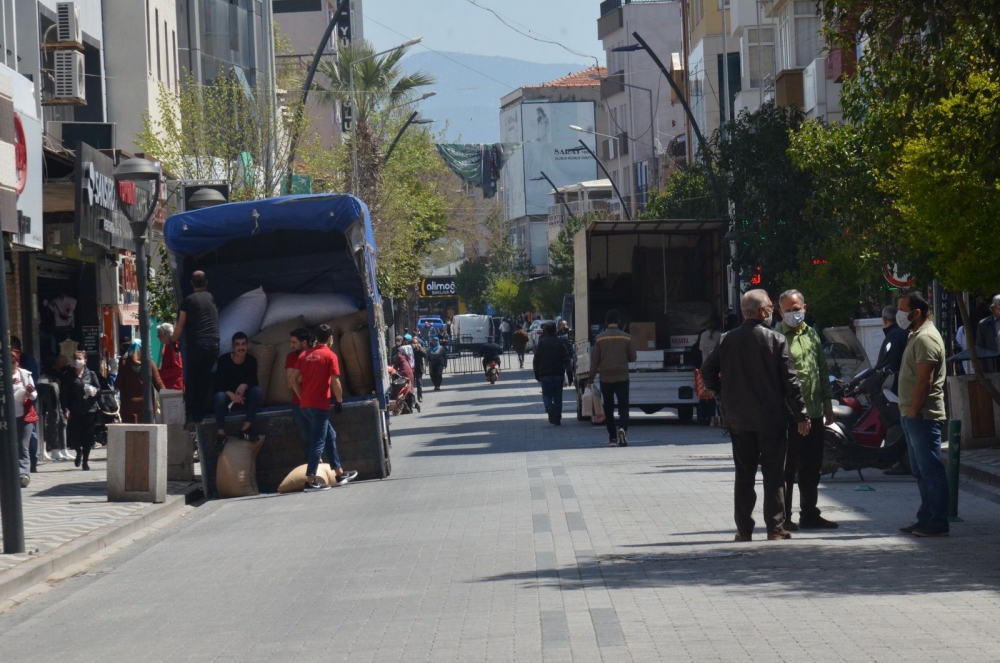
[
  {"x1": 947, "y1": 374, "x2": 1000, "y2": 449},
  {"x1": 107, "y1": 424, "x2": 168, "y2": 503}
]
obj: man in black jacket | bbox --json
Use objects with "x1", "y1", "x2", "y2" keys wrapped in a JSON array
[
  {"x1": 534, "y1": 322, "x2": 568, "y2": 425},
  {"x1": 878, "y1": 305, "x2": 909, "y2": 393},
  {"x1": 975, "y1": 294, "x2": 1000, "y2": 353},
  {"x1": 212, "y1": 332, "x2": 263, "y2": 449},
  {"x1": 702, "y1": 289, "x2": 809, "y2": 542}
]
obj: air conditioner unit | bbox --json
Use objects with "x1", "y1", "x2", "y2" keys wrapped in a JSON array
[
  {"x1": 56, "y1": 2, "x2": 82, "y2": 44},
  {"x1": 54, "y1": 50, "x2": 86, "y2": 103}
]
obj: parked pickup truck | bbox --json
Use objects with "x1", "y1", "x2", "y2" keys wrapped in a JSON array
[
  {"x1": 165, "y1": 194, "x2": 392, "y2": 497},
  {"x1": 573, "y1": 219, "x2": 726, "y2": 423}
]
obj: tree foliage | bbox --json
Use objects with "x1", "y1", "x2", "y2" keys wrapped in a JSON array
[
  {"x1": 486, "y1": 278, "x2": 531, "y2": 318},
  {"x1": 641, "y1": 165, "x2": 717, "y2": 220},
  {"x1": 455, "y1": 260, "x2": 489, "y2": 313}
]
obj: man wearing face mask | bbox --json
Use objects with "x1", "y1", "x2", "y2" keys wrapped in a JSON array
[
  {"x1": 896, "y1": 291, "x2": 950, "y2": 537},
  {"x1": 777, "y1": 290, "x2": 837, "y2": 530},
  {"x1": 701, "y1": 289, "x2": 809, "y2": 541},
  {"x1": 878, "y1": 305, "x2": 909, "y2": 394}
]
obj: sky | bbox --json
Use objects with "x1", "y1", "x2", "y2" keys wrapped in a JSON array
[{"x1": 361, "y1": 0, "x2": 606, "y2": 66}]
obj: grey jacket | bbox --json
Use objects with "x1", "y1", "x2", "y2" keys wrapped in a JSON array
[{"x1": 701, "y1": 320, "x2": 808, "y2": 432}]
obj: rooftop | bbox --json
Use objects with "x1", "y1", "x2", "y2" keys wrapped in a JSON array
[{"x1": 526, "y1": 66, "x2": 606, "y2": 89}]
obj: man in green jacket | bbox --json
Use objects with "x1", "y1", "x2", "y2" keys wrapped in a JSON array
[{"x1": 778, "y1": 289, "x2": 838, "y2": 530}]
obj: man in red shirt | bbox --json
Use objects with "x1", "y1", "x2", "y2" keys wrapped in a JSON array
[
  {"x1": 286, "y1": 328, "x2": 312, "y2": 453},
  {"x1": 292, "y1": 324, "x2": 357, "y2": 492}
]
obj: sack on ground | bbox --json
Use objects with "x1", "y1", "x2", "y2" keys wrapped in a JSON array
[
  {"x1": 278, "y1": 463, "x2": 339, "y2": 493},
  {"x1": 216, "y1": 438, "x2": 264, "y2": 498},
  {"x1": 590, "y1": 385, "x2": 606, "y2": 425},
  {"x1": 218, "y1": 287, "x2": 268, "y2": 354},
  {"x1": 340, "y1": 328, "x2": 375, "y2": 397}
]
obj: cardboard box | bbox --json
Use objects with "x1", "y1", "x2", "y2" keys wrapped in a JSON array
[{"x1": 629, "y1": 322, "x2": 656, "y2": 350}]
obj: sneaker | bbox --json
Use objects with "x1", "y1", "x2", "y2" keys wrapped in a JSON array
[
  {"x1": 607, "y1": 439, "x2": 618, "y2": 447},
  {"x1": 240, "y1": 427, "x2": 260, "y2": 442},
  {"x1": 898, "y1": 522, "x2": 922, "y2": 535},
  {"x1": 58, "y1": 449, "x2": 73, "y2": 461},
  {"x1": 553, "y1": 418, "x2": 562, "y2": 426},
  {"x1": 912, "y1": 527, "x2": 949, "y2": 538},
  {"x1": 799, "y1": 516, "x2": 839, "y2": 530},
  {"x1": 335, "y1": 470, "x2": 359, "y2": 486},
  {"x1": 767, "y1": 529, "x2": 792, "y2": 540},
  {"x1": 784, "y1": 520, "x2": 799, "y2": 532},
  {"x1": 303, "y1": 479, "x2": 331, "y2": 493},
  {"x1": 41, "y1": 450, "x2": 53, "y2": 462},
  {"x1": 20, "y1": 475, "x2": 29, "y2": 488},
  {"x1": 617, "y1": 428, "x2": 628, "y2": 447}
]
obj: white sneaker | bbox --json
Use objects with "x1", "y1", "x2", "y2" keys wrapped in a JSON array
[
  {"x1": 41, "y1": 450, "x2": 53, "y2": 461},
  {"x1": 58, "y1": 449, "x2": 73, "y2": 461}
]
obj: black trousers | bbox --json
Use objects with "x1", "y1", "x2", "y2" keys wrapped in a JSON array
[
  {"x1": 185, "y1": 341, "x2": 219, "y2": 424},
  {"x1": 430, "y1": 365, "x2": 444, "y2": 389},
  {"x1": 730, "y1": 427, "x2": 788, "y2": 534},
  {"x1": 600, "y1": 380, "x2": 629, "y2": 440},
  {"x1": 785, "y1": 417, "x2": 825, "y2": 521},
  {"x1": 414, "y1": 373, "x2": 423, "y2": 400}
]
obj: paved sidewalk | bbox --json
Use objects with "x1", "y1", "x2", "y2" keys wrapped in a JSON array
[
  {"x1": 0, "y1": 446, "x2": 200, "y2": 601},
  {"x1": 959, "y1": 447, "x2": 1000, "y2": 488},
  {"x1": 1, "y1": 368, "x2": 999, "y2": 662}
]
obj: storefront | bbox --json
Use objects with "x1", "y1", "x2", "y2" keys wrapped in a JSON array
[{"x1": 414, "y1": 276, "x2": 464, "y2": 319}]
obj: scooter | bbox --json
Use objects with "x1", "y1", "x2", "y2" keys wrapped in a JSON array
[
  {"x1": 387, "y1": 368, "x2": 419, "y2": 415},
  {"x1": 485, "y1": 360, "x2": 500, "y2": 385},
  {"x1": 824, "y1": 344, "x2": 910, "y2": 479}
]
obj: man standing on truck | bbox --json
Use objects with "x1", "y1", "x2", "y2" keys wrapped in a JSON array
[
  {"x1": 293, "y1": 324, "x2": 358, "y2": 492},
  {"x1": 590, "y1": 310, "x2": 637, "y2": 447},
  {"x1": 172, "y1": 270, "x2": 219, "y2": 426},
  {"x1": 701, "y1": 289, "x2": 809, "y2": 541},
  {"x1": 777, "y1": 290, "x2": 838, "y2": 531}
]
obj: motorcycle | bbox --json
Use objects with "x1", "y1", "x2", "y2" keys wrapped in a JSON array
[
  {"x1": 824, "y1": 342, "x2": 910, "y2": 480},
  {"x1": 485, "y1": 360, "x2": 500, "y2": 385},
  {"x1": 387, "y1": 367, "x2": 419, "y2": 416}
]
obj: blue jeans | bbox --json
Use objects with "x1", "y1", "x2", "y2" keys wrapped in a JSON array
[
  {"x1": 213, "y1": 386, "x2": 264, "y2": 432},
  {"x1": 540, "y1": 375, "x2": 563, "y2": 419},
  {"x1": 302, "y1": 407, "x2": 340, "y2": 478},
  {"x1": 292, "y1": 404, "x2": 311, "y2": 459},
  {"x1": 900, "y1": 416, "x2": 949, "y2": 531}
]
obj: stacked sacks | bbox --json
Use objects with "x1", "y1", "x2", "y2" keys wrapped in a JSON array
[
  {"x1": 318, "y1": 310, "x2": 373, "y2": 397},
  {"x1": 216, "y1": 438, "x2": 264, "y2": 498},
  {"x1": 251, "y1": 315, "x2": 308, "y2": 406}
]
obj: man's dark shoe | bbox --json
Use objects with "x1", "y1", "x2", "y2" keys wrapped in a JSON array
[
  {"x1": 303, "y1": 479, "x2": 331, "y2": 493},
  {"x1": 912, "y1": 527, "x2": 949, "y2": 537},
  {"x1": 799, "y1": 516, "x2": 839, "y2": 530},
  {"x1": 898, "y1": 522, "x2": 922, "y2": 535},
  {"x1": 335, "y1": 470, "x2": 359, "y2": 486},
  {"x1": 215, "y1": 434, "x2": 227, "y2": 455},
  {"x1": 240, "y1": 427, "x2": 260, "y2": 442},
  {"x1": 783, "y1": 520, "x2": 799, "y2": 532},
  {"x1": 553, "y1": 417, "x2": 561, "y2": 426},
  {"x1": 734, "y1": 532, "x2": 752, "y2": 542},
  {"x1": 767, "y1": 529, "x2": 792, "y2": 540}
]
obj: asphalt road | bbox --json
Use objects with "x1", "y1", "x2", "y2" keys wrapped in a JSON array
[{"x1": 2, "y1": 367, "x2": 999, "y2": 662}]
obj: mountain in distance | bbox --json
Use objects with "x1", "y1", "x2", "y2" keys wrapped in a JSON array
[{"x1": 400, "y1": 51, "x2": 595, "y2": 145}]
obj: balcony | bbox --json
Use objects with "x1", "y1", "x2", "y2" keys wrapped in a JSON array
[
  {"x1": 548, "y1": 199, "x2": 613, "y2": 227},
  {"x1": 598, "y1": 6, "x2": 623, "y2": 39}
]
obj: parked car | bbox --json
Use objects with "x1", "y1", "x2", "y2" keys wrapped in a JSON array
[
  {"x1": 417, "y1": 316, "x2": 445, "y2": 337},
  {"x1": 526, "y1": 319, "x2": 553, "y2": 352}
]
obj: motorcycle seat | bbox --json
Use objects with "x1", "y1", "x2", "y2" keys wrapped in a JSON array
[{"x1": 831, "y1": 402, "x2": 861, "y2": 428}]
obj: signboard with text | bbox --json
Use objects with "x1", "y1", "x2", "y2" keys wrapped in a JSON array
[
  {"x1": 74, "y1": 143, "x2": 154, "y2": 253},
  {"x1": 419, "y1": 277, "x2": 457, "y2": 298}
]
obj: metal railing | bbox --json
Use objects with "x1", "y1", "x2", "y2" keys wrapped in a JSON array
[{"x1": 444, "y1": 348, "x2": 515, "y2": 375}]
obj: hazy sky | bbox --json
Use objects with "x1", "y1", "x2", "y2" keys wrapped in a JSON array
[{"x1": 362, "y1": 0, "x2": 606, "y2": 65}]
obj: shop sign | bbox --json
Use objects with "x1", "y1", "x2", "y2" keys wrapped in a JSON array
[
  {"x1": 419, "y1": 276, "x2": 457, "y2": 298},
  {"x1": 75, "y1": 143, "x2": 152, "y2": 253},
  {"x1": 2, "y1": 63, "x2": 43, "y2": 249}
]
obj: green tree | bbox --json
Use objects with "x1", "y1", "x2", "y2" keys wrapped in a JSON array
[
  {"x1": 486, "y1": 278, "x2": 530, "y2": 318},
  {"x1": 548, "y1": 213, "x2": 587, "y2": 281},
  {"x1": 641, "y1": 165, "x2": 717, "y2": 220},
  {"x1": 530, "y1": 277, "x2": 571, "y2": 316},
  {"x1": 455, "y1": 260, "x2": 490, "y2": 312}
]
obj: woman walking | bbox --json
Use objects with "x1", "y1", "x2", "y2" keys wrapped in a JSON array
[
  {"x1": 427, "y1": 336, "x2": 447, "y2": 391},
  {"x1": 117, "y1": 339, "x2": 165, "y2": 424},
  {"x1": 12, "y1": 350, "x2": 38, "y2": 487},
  {"x1": 61, "y1": 350, "x2": 101, "y2": 470}
]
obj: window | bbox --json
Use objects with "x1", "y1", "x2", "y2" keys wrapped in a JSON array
[
  {"x1": 164, "y1": 22, "x2": 170, "y2": 87},
  {"x1": 146, "y1": 1, "x2": 151, "y2": 74},
  {"x1": 795, "y1": 15, "x2": 822, "y2": 67},
  {"x1": 746, "y1": 26, "x2": 775, "y2": 88},
  {"x1": 173, "y1": 30, "x2": 178, "y2": 87},
  {"x1": 155, "y1": 8, "x2": 161, "y2": 81}
]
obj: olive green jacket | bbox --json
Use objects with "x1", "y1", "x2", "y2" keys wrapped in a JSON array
[{"x1": 778, "y1": 321, "x2": 833, "y2": 420}]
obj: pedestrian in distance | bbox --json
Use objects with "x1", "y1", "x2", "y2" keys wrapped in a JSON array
[
  {"x1": 777, "y1": 290, "x2": 838, "y2": 531},
  {"x1": 701, "y1": 289, "x2": 809, "y2": 542},
  {"x1": 212, "y1": 332, "x2": 264, "y2": 450},
  {"x1": 411, "y1": 337, "x2": 427, "y2": 402},
  {"x1": 12, "y1": 350, "x2": 37, "y2": 486},
  {"x1": 512, "y1": 327, "x2": 529, "y2": 369},
  {"x1": 479, "y1": 336, "x2": 503, "y2": 378},
  {"x1": 286, "y1": 327, "x2": 312, "y2": 456},
  {"x1": 696, "y1": 315, "x2": 722, "y2": 425},
  {"x1": 157, "y1": 323, "x2": 185, "y2": 391},
  {"x1": 399, "y1": 334, "x2": 415, "y2": 370},
  {"x1": 878, "y1": 304, "x2": 910, "y2": 393},
  {"x1": 117, "y1": 339, "x2": 166, "y2": 425},
  {"x1": 589, "y1": 309, "x2": 637, "y2": 447},
  {"x1": 171, "y1": 270, "x2": 220, "y2": 426},
  {"x1": 291, "y1": 324, "x2": 357, "y2": 492},
  {"x1": 534, "y1": 322, "x2": 567, "y2": 425},
  {"x1": 896, "y1": 291, "x2": 950, "y2": 537},
  {"x1": 974, "y1": 293, "x2": 1000, "y2": 353},
  {"x1": 557, "y1": 320, "x2": 575, "y2": 386},
  {"x1": 12, "y1": 336, "x2": 43, "y2": 463},
  {"x1": 427, "y1": 335, "x2": 447, "y2": 391},
  {"x1": 500, "y1": 318, "x2": 513, "y2": 351},
  {"x1": 60, "y1": 350, "x2": 102, "y2": 471}
]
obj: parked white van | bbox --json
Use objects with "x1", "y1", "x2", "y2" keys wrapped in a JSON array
[{"x1": 452, "y1": 314, "x2": 492, "y2": 347}]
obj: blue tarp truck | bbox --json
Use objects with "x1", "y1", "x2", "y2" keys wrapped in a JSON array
[{"x1": 165, "y1": 194, "x2": 392, "y2": 497}]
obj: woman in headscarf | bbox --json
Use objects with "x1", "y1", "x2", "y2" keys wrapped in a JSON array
[
  {"x1": 157, "y1": 322, "x2": 184, "y2": 391},
  {"x1": 427, "y1": 335, "x2": 447, "y2": 391},
  {"x1": 12, "y1": 350, "x2": 37, "y2": 486},
  {"x1": 116, "y1": 339, "x2": 165, "y2": 425},
  {"x1": 61, "y1": 351, "x2": 101, "y2": 470}
]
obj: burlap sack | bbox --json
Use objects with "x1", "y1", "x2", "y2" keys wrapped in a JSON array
[
  {"x1": 277, "y1": 463, "x2": 339, "y2": 493},
  {"x1": 340, "y1": 328, "x2": 375, "y2": 397},
  {"x1": 252, "y1": 316, "x2": 308, "y2": 406},
  {"x1": 216, "y1": 438, "x2": 264, "y2": 498},
  {"x1": 248, "y1": 343, "x2": 277, "y2": 398},
  {"x1": 322, "y1": 310, "x2": 369, "y2": 339}
]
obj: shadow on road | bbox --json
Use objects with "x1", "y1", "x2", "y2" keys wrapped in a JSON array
[{"x1": 31, "y1": 481, "x2": 108, "y2": 498}]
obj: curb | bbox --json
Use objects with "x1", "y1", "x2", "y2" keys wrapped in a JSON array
[
  {"x1": 959, "y1": 458, "x2": 1000, "y2": 488},
  {"x1": 0, "y1": 484, "x2": 202, "y2": 604}
]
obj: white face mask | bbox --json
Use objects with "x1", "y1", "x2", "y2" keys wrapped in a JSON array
[
  {"x1": 72, "y1": 359, "x2": 85, "y2": 369},
  {"x1": 783, "y1": 310, "x2": 806, "y2": 328},
  {"x1": 896, "y1": 310, "x2": 912, "y2": 330}
]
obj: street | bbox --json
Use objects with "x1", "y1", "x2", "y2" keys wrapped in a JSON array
[{"x1": 1, "y1": 367, "x2": 1000, "y2": 662}]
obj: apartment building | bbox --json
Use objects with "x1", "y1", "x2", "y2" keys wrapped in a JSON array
[{"x1": 684, "y1": 0, "x2": 742, "y2": 148}]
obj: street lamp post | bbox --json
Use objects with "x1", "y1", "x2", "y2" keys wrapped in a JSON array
[
  {"x1": 383, "y1": 112, "x2": 434, "y2": 165},
  {"x1": 115, "y1": 158, "x2": 163, "y2": 424},
  {"x1": 348, "y1": 38, "x2": 423, "y2": 194},
  {"x1": 569, "y1": 125, "x2": 631, "y2": 220},
  {"x1": 531, "y1": 172, "x2": 574, "y2": 222}
]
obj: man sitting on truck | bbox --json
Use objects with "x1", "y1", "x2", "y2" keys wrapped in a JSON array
[
  {"x1": 212, "y1": 332, "x2": 264, "y2": 449},
  {"x1": 590, "y1": 310, "x2": 637, "y2": 447},
  {"x1": 479, "y1": 336, "x2": 503, "y2": 377}
]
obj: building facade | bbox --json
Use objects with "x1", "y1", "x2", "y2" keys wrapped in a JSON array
[
  {"x1": 597, "y1": 0, "x2": 687, "y2": 211},
  {"x1": 499, "y1": 67, "x2": 610, "y2": 274},
  {"x1": 684, "y1": 0, "x2": 742, "y2": 152},
  {"x1": 176, "y1": 0, "x2": 272, "y2": 87}
]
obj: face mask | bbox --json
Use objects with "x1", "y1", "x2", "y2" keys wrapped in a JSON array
[
  {"x1": 896, "y1": 310, "x2": 912, "y2": 330},
  {"x1": 783, "y1": 310, "x2": 806, "y2": 328},
  {"x1": 73, "y1": 359, "x2": 85, "y2": 369},
  {"x1": 760, "y1": 311, "x2": 774, "y2": 328}
]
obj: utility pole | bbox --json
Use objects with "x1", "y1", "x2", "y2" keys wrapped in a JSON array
[
  {"x1": 0, "y1": 233, "x2": 24, "y2": 554},
  {"x1": 576, "y1": 140, "x2": 632, "y2": 221}
]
